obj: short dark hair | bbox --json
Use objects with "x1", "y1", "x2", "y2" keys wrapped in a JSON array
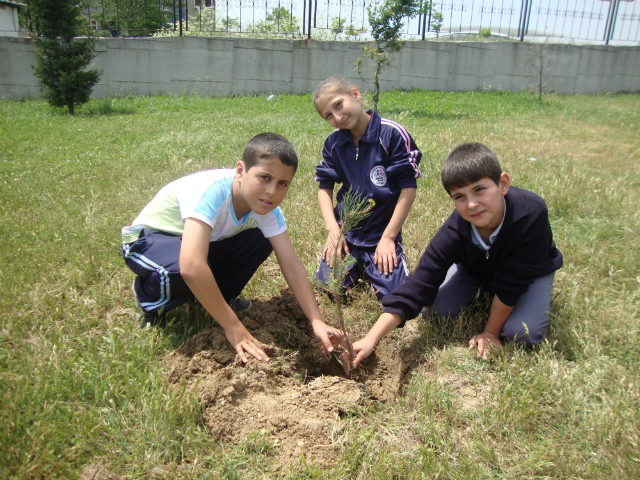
[
  {"x1": 242, "y1": 133, "x2": 298, "y2": 172},
  {"x1": 441, "y1": 143, "x2": 502, "y2": 195}
]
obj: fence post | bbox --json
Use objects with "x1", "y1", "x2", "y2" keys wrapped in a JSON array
[
  {"x1": 605, "y1": 0, "x2": 620, "y2": 45},
  {"x1": 308, "y1": 0, "x2": 312, "y2": 38},
  {"x1": 519, "y1": 0, "x2": 528, "y2": 42},
  {"x1": 421, "y1": 0, "x2": 427, "y2": 40},
  {"x1": 179, "y1": 0, "x2": 183, "y2": 35}
]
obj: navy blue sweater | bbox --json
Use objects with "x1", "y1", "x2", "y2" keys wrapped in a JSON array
[
  {"x1": 382, "y1": 187, "x2": 563, "y2": 325},
  {"x1": 315, "y1": 110, "x2": 422, "y2": 248}
]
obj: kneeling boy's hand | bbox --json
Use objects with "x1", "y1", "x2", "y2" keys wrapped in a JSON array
[
  {"x1": 350, "y1": 336, "x2": 378, "y2": 370},
  {"x1": 469, "y1": 331, "x2": 503, "y2": 361},
  {"x1": 225, "y1": 322, "x2": 269, "y2": 364}
]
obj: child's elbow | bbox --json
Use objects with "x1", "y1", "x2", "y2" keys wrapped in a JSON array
[{"x1": 179, "y1": 257, "x2": 202, "y2": 282}]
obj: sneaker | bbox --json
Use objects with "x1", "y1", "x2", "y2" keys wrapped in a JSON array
[
  {"x1": 230, "y1": 297, "x2": 252, "y2": 313},
  {"x1": 132, "y1": 280, "x2": 165, "y2": 328}
]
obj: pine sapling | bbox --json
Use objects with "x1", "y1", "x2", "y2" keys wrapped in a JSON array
[{"x1": 315, "y1": 188, "x2": 374, "y2": 377}]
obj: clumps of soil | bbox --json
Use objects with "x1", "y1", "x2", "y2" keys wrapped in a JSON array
[
  {"x1": 163, "y1": 289, "x2": 424, "y2": 471},
  {"x1": 79, "y1": 464, "x2": 121, "y2": 480}
]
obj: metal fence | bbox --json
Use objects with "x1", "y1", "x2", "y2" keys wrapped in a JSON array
[{"x1": 104, "y1": 0, "x2": 640, "y2": 44}]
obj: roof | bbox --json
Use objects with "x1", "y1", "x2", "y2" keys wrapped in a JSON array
[{"x1": 0, "y1": 0, "x2": 27, "y2": 7}]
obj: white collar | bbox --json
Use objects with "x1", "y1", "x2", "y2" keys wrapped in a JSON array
[{"x1": 471, "y1": 197, "x2": 507, "y2": 250}]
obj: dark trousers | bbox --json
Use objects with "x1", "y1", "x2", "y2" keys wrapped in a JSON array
[
  {"x1": 315, "y1": 241, "x2": 408, "y2": 301},
  {"x1": 426, "y1": 263, "x2": 556, "y2": 347},
  {"x1": 123, "y1": 228, "x2": 272, "y2": 314}
]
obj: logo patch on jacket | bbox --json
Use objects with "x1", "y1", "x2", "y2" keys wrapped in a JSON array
[{"x1": 370, "y1": 166, "x2": 387, "y2": 187}]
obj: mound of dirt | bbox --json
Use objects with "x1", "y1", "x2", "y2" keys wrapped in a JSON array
[{"x1": 163, "y1": 289, "x2": 423, "y2": 471}]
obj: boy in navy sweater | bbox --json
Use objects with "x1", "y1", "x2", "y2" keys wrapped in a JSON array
[{"x1": 349, "y1": 143, "x2": 563, "y2": 367}]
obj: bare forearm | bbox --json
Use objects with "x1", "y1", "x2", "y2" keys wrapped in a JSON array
[
  {"x1": 318, "y1": 189, "x2": 339, "y2": 231},
  {"x1": 381, "y1": 188, "x2": 416, "y2": 240},
  {"x1": 363, "y1": 312, "x2": 403, "y2": 345},
  {"x1": 484, "y1": 295, "x2": 514, "y2": 336},
  {"x1": 181, "y1": 263, "x2": 241, "y2": 330}
]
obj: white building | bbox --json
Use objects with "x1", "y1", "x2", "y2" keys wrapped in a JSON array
[{"x1": 0, "y1": 0, "x2": 25, "y2": 38}]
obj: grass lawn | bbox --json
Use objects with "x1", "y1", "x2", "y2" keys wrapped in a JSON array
[{"x1": 1, "y1": 90, "x2": 639, "y2": 479}]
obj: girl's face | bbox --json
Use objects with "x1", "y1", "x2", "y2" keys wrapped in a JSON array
[{"x1": 315, "y1": 89, "x2": 366, "y2": 131}]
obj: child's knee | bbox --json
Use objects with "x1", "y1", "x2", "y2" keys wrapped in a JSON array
[{"x1": 501, "y1": 320, "x2": 547, "y2": 347}]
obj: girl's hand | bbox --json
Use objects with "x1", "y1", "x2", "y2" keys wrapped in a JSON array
[
  {"x1": 322, "y1": 228, "x2": 349, "y2": 268},
  {"x1": 311, "y1": 320, "x2": 350, "y2": 355},
  {"x1": 374, "y1": 238, "x2": 397, "y2": 275}
]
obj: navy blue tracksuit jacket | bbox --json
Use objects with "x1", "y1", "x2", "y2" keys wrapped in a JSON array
[{"x1": 315, "y1": 110, "x2": 422, "y2": 248}]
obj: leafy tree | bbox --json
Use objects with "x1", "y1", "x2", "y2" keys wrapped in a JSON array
[
  {"x1": 344, "y1": 23, "x2": 366, "y2": 40},
  {"x1": 355, "y1": 0, "x2": 422, "y2": 111},
  {"x1": 94, "y1": 0, "x2": 172, "y2": 37},
  {"x1": 29, "y1": 0, "x2": 101, "y2": 115},
  {"x1": 255, "y1": 6, "x2": 299, "y2": 35},
  {"x1": 429, "y1": 5, "x2": 443, "y2": 37},
  {"x1": 331, "y1": 16, "x2": 346, "y2": 39}
]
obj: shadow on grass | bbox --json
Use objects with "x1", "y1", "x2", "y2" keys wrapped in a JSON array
[
  {"x1": 46, "y1": 97, "x2": 137, "y2": 116},
  {"x1": 418, "y1": 292, "x2": 492, "y2": 351},
  {"x1": 79, "y1": 99, "x2": 137, "y2": 116},
  {"x1": 380, "y1": 108, "x2": 470, "y2": 120}
]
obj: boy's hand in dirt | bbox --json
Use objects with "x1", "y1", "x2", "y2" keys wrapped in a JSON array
[
  {"x1": 312, "y1": 319, "x2": 349, "y2": 354},
  {"x1": 225, "y1": 322, "x2": 269, "y2": 363},
  {"x1": 351, "y1": 337, "x2": 377, "y2": 369},
  {"x1": 469, "y1": 331, "x2": 502, "y2": 361},
  {"x1": 374, "y1": 237, "x2": 398, "y2": 275},
  {"x1": 322, "y1": 228, "x2": 349, "y2": 268}
]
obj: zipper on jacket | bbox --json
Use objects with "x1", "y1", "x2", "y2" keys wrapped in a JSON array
[
  {"x1": 355, "y1": 147, "x2": 359, "y2": 161},
  {"x1": 486, "y1": 251, "x2": 490, "y2": 260}
]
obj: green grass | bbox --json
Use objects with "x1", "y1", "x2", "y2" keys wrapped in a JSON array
[{"x1": 1, "y1": 89, "x2": 639, "y2": 479}]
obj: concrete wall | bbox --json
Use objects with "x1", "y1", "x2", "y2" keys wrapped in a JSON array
[{"x1": 2, "y1": 36, "x2": 639, "y2": 99}]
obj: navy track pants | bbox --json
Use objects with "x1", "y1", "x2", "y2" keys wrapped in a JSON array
[{"x1": 123, "y1": 228, "x2": 272, "y2": 314}]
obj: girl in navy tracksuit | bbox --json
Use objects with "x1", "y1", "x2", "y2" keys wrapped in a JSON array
[{"x1": 312, "y1": 76, "x2": 422, "y2": 301}]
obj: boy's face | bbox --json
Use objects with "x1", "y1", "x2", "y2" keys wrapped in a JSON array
[
  {"x1": 233, "y1": 156, "x2": 295, "y2": 218},
  {"x1": 316, "y1": 88, "x2": 365, "y2": 131},
  {"x1": 449, "y1": 173, "x2": 510, "y2": 234}
]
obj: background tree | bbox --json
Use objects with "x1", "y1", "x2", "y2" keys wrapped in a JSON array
[
  {"x1": 93, "y1": 0, "x2": 172, "y2": 37},
  {"x1": 331, "y1": 16, "x2": 346, "y2": 39},
  {"x1": 429, "y1": 4, "x2": 443, "y2": 38},
  {"x1": 355, "y1": 0, "x2": 422, "y2": 111},
  {"x1": 527, "y1": 43, "x2": 549, "y2": 104},
  {"x1": 29, "y1": 0, "x2": 101, "y2": 115},
  {"x1": 255, "y1": 6, "x2": 299, "y2": 36}
]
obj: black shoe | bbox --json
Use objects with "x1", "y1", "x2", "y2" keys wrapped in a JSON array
[
  {"x1": 230, "y1": 297, "x2": 252, "y2": 312},
  {"x1": 133, "y1": 280, "x2": 166, "y2": 328},
  {"x1": 139, "y1": 309, "x2": 166, "y2": 329}
]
